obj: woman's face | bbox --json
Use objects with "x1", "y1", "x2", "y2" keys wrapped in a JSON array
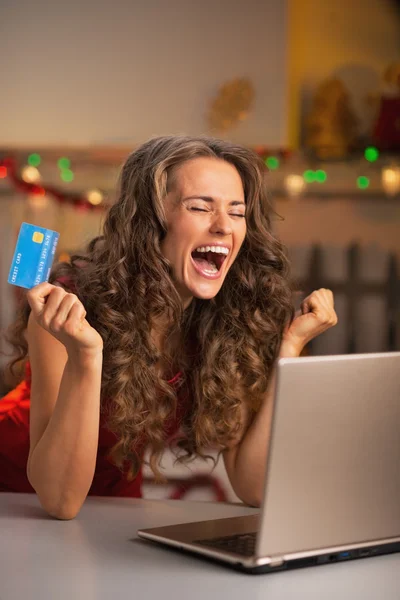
[{"x1": 160, "y1": 157, "x2": 247, "y2": 307}]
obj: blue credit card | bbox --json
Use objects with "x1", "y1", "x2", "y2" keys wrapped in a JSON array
[{"x1": 8, "y1": 222, "x2": 60, "y2": 289}]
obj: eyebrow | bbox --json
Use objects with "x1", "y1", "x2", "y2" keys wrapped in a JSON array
[{"x1": 182, "y1": 195, "x2": 246, "y2": 207}]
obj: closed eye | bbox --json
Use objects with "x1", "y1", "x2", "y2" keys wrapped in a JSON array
[{"x1": 190, "y1": 207, "x2": 245, "y2": 218}]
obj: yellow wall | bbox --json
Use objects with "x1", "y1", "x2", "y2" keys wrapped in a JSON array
[{"x1": 288, "y1": 0, "x2": 400, "y2": 147}]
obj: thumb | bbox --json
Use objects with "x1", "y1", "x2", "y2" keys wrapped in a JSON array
[
  {"x1": 26, "y1": 282, "x2": 55, "y2": 318},
  {"x1": 300, "y1": 299, "x2": 314, "y2": 315}
]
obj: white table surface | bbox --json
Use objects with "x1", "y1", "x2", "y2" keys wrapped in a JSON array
[{"x1": 1, "y1": 493, "x2": 399, "y2": 600}]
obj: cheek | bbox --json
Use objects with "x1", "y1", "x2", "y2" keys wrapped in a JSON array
[
  {"x1": 230, "y1": 229, "x2": 246, "y2": 263},
  {"x1": 237, "y1": 223, "x2": 247, "y2": 250},
  {"x1": 169, "y1": 216, "x2": 199, "y2": 249},
  {"x1": 160, "y1": 220, "x2": 189, "y2": 262}
]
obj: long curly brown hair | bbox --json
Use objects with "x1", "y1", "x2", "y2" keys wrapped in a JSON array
[{"x1": 5, "y1": 135, "x2": 294, "y2": 480}]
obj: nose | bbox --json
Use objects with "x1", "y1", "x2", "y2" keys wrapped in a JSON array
[{"x1": 209, "y1": 211, "x2": 232, "y2": 236}]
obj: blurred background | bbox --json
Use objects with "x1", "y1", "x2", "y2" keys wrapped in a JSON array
[{"x1": 1, "y1": 0, "x2": 400, "y2": 499}]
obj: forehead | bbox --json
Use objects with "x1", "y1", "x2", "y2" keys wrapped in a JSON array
[{"x1": 170, "y1": 157, "x2": 244, "y2": 200}]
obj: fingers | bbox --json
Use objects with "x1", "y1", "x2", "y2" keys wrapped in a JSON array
[
  {"x1": 48, "y1": 294, "x2": 85, "y2": 334},
  {"x1": 41, "y1": 288, "x2": 71, "y2": 328},
  {"x1": 300, "y1": 288, "x2": 338, "y2": 326},
  {"x1": 317, "y1": 289, "x2": 337, "y2": 324},
  {"x1": 27, "y1": 283, "x2": 86, "y2": 334},
  {"x1": 26, "y1": 282, "x2": 56, "y2": 318},
  {"x1": 302, "y1": 288, "x2": 333, "y2": 313},
  {"x1": 63, "y1": 302, "x2": 87, "y2": 336},
  {"x1": 318, "y1": 288, "x2": 334, "y2": 310}
]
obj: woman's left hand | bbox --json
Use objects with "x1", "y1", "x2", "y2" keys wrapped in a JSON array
[{"x1": 280, "y1": 288, "x2": 338, "y2": 357}]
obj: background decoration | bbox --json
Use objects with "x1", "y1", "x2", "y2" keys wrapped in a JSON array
[
  {"x1": 1, "y1": 142, "x2": 400, "y2": 212},
  {"x1": 382, "y1": 166, "x2": 400, "y2": 195},
  {"x1": 306, "y1": 77, "x2": 359, "y2": 159},
  {"x1": 0, "y1": 157, "x2": 107, "y2": 212},
  {"x1": 372, "y1": 62, "x2": 400, "y2": 151},
  {"x1": 207, "y1": 77, "x2": 255, "y2": 133}
]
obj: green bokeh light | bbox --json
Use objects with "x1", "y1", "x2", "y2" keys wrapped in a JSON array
[
  {"x1": 60, "y1": 169, "x2": 74, "y2": 183},
  {"x1": 357, "y1": 176, "x2": 370, "y2": 189},
  {"x1": 315, "y1": 169, "x2": 327, "y2": 183},
  {"x1": 28, "y1": 153, "x2": 41, "y2": 167},
  {"x1": 265, "y1": 156, "x2": 280, "y2": 170},
  {"x1": 364, "y1": 146, "x2": 379, "y2": 162},
  {"x1": 58, "y1": 157, "x2": 71, "y2": 169},
  {"x1": 303, "y1": 170, "x2": 315, "y2": 183}
]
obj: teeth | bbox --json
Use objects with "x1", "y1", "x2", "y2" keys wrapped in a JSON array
[{"x1": 195, "y1": 246, "x2": 229, "y2": 255}]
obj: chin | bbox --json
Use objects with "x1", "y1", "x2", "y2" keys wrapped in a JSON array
[
  {"x1": 187, "y1": 283, "x2": 224, "y2": 300},
  {"x1": 193, "y1": 291, "x2": 219, "y2": 300},
  {"x1": 176, "y1": 266, "x2": 229, "y2": 302}
]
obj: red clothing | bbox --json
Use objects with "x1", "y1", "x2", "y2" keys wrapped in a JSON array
[{"x1": 0, "y1": 363, "x2": 185, "y2": 496}]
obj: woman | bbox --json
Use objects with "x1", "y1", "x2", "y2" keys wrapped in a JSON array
[{"x1": 0, "y1": 135, "x2": 337, "y2": 519}]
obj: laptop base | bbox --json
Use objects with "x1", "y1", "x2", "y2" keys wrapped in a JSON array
[{"x1": 235, "y1": 540, "x2": 400, "y2": 574}]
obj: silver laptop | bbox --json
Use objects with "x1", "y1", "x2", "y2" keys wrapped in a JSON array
[{"x1": 138, "y1": 352, "x2": 400, "y2": 573}]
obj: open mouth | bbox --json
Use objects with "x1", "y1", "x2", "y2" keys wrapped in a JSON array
[{"x1": 191, "y1": 247, "x2": 228, "y2": 276}]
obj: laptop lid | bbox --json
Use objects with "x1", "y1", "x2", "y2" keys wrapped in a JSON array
[{"x1": 256, "y1": 352, "x2": 400, "y2": 558}]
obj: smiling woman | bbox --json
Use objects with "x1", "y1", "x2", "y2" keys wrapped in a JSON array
[
  {"x1": 1, "y1": 135, "x2": 337, "y2": 518},
  {"x1": 160, "y1": 157, "x2": 247, "y2": 302}
]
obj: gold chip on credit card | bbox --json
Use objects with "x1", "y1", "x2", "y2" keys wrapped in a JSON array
[{"x1": 32, "y1": 231, "x2": 44, "y2": 243}]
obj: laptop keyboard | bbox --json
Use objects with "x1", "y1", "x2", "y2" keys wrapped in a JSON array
[{"x1": 195, "y1": 532, "x2": 257, "y2": 556}]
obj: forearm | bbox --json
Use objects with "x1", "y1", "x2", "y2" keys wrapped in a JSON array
[
  {"x1": 228, "y1": 345, "x2": 300, "y2": 507},
  {"x1": 227, "y1": 371, "x2": 276, "y2": 507},
  {"x1": 27, "y1": 353, "x2": 103, "y2": 519}
]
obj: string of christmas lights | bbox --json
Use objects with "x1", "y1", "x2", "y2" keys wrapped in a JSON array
[
  {"x1": 0, "y1": 157, "x2": 106, "y2": 212},
  {"x1": 1, "y1": 145, "x2": 399, "y2": 208}
]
